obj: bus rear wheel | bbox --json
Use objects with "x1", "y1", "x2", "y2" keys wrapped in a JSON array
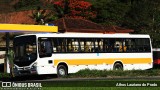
[
  {"x1": 57, "y1": 65, "x2": 68, "y2": 77},
  {"x1": 113, "y1": 62, "x2": 123, "y2": 70}
]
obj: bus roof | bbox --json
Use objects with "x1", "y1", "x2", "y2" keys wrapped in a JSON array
[{"x1": 15, "y1": 33, "x2": 150, "y2": 38}]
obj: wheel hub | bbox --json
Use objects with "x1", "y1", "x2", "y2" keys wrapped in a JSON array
[{"x1": 59, "y1": 69, "x2": 65, "y2": 76}]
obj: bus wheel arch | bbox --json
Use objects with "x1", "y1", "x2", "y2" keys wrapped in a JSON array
[
  {"x1": 113, "y1": 61, "x2": 123, "y2": 70},
  {"x1": 57, "y1": 62, "x2": 68, "y2": 77}
]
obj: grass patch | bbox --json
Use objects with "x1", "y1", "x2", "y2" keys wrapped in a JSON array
[
  {"x1": 68, "y1": 69, "x2": 160, "y2": 78},
  {"x1": 42, "y1": 87, "x2": 160, "y2": 90},
  {"x1": 0, "y1": 73, "x2": 10, "y2": 79},
  {"x1": 1, "y1": 69, "x2": 160, "y2": 79}
]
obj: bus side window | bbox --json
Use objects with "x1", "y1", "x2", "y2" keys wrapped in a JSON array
[
  {"x1": 84, "y1": 43, "x2": 90, "y2": 52},
  {"x1": 45, "y1": 41, "x2": 52, "y2": 54},
  {"x1": 124, "y1": 39, "x2": 135, "y2": 52},
  {"x1": 39, "y1": 38, "x2": 52, "y2": 57},
  {"x1": 99, "y1": 40, "x2": 103, "y2": 52},
  {"x1": 53, "y1": 38, "x2": 66, "y2": 53},
  {"x1": 80, "y1": 41, "x2": 84, "y2": 52},
  {"x1": 39, "y1": 41, "x2": 45, "y2": 54},
  {"x1": 51, "y1": 38, "x2": 57, "y2": 52},
  {"x1": 68, "y1": 42, "x2": 73, "y2": 52}
]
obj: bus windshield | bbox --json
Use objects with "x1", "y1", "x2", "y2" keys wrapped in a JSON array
[{"x1": 13, "y1": 35, "x2": 37, "y2": 67}]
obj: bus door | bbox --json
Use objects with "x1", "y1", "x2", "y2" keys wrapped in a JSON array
[{"x1": 37, "y1": 37, "x2": 56, "y2": 74}]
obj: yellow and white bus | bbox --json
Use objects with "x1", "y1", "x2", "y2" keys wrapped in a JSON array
[{"x1": 13, "y1": 33, "x2": 153, "y2": 77}]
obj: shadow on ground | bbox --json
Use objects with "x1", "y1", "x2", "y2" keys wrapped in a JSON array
[{"x1": 1, "y1": 74, "x2": 58, "y2": 81}]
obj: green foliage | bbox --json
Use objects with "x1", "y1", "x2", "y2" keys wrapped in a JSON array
[
  {"x1": 43, "y1": 87, "x2": 160, "y2": 90},
  {"x1": 88, "y1": 0, "x2": 160, "y2": 48},
  {"x1": 0, "y1": 73, "x2": 10, "y2": 79},
  {"x1": 14, "y1": 0, "x2": 43, "y2": 11},
  {"x1": 69, "y1": 69, "x2": 160, "y2": 78},
  {"x1": 90, "y1": 0, "x2": 130, "y2": 25},
  {"x1": 122, "y1": 0, "x2": 160, "y2": 47},
  {"x1": 53, "y1": 0, "x2": 69, "y2": 18},
  {"x1": 8, "y1": 49, "x2": 14, "y2": 65},
  {"x1": 123, "y1": 1, "x2": 151, "y2": 33},
  {"x1": 29, "y1": 7, "x2": 57, "y2": 25}
]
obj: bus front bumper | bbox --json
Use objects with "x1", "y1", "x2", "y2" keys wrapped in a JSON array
[{"x1": 13, "y1": 67, "x2": 37, "y2": 76}]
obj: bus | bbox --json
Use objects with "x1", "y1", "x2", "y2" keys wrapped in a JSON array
[
  {"x1": 153, "y1": 48, "x2": 160, "y2": 68},
  {"x1": 12, "y1": 33, "x2": 153, "y2": 77}
]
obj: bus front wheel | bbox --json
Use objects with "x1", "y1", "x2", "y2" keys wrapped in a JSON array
[
  {"x1": 113, "y1": 62, "x2": 123, "y2": 70},
  {"x1": 57, "y1": 65, "x2": 67, "y2": 77}
]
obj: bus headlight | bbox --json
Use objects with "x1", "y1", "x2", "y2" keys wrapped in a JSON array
[
  {"x1": 31, "y1": 62, "x2": 37, "y2": 69},
  {"x1": 13, "y1": 65, "x2": 17, "y2": 69}
]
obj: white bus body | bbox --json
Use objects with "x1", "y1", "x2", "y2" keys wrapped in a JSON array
[{"x1": 13, "y1": 33, "x2": 153, "y2": 76}]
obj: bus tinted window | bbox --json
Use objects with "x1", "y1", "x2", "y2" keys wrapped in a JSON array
[
  {"x1": 94, "y1": 38, "x2": 104, "y2": 52},
  {"x1": 38, "y1": 38, "x2": 52, "y2": 58},
  {"x1": 124, "y1": 39, "x2": 136, "y2": 52},
  {"x1": 50, "y1": 38, "x2": 151, "y2": 53},
  {"x1": 107, "y1": 38, "x2": 123, "y2": 53},
  {"x1": 124, "y1": 38, "x2": 151, "y2": 52},
  {"x1": 55, "y1": 38, "x2": 67, "y2": 52},
  {"x1": 82, "y1": 38, "x2": 95, "y2": 52}
]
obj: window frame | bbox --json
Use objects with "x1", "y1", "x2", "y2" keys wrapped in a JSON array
[{"x1": 38, "y1": 37, "x2": 151, "y2": 54}]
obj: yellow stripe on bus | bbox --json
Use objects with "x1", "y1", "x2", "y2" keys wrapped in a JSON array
[{"x1": 54, "y1": 58, "x2": 152, "y2": 66}]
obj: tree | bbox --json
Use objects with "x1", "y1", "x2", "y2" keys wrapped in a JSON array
[
  {"x1": 89, "y1": 0, "x2": 130, "y2": 25},
  {"x1": 53, "y1": 0, "x2": 96, "y2": 19},
  {"x1": 14, "y1": 0, "x2": 43, "y2": 11},
  {"x1": 123, "y1": 0, "x2": 160, "y2": 47},
  {"x1": 0, "y1": 0, "x2": 14, "y2": 13},
  {"x1": 29, "y1": 7, "x2": 56, "y2": 25},
  {"x1": 88, "y1": 0, "x2": 160, "y2": 47},
  {"x1": 8, "y1": 49, "x2": 14, "y2": 77}
]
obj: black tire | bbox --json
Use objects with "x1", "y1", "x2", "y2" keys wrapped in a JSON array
[
  {"x1": 57, "y1": 65, "x2": 68, "y2": 77},
  {"x1": 113, "y1": 63, "x2": 123, "y2": 70}
]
